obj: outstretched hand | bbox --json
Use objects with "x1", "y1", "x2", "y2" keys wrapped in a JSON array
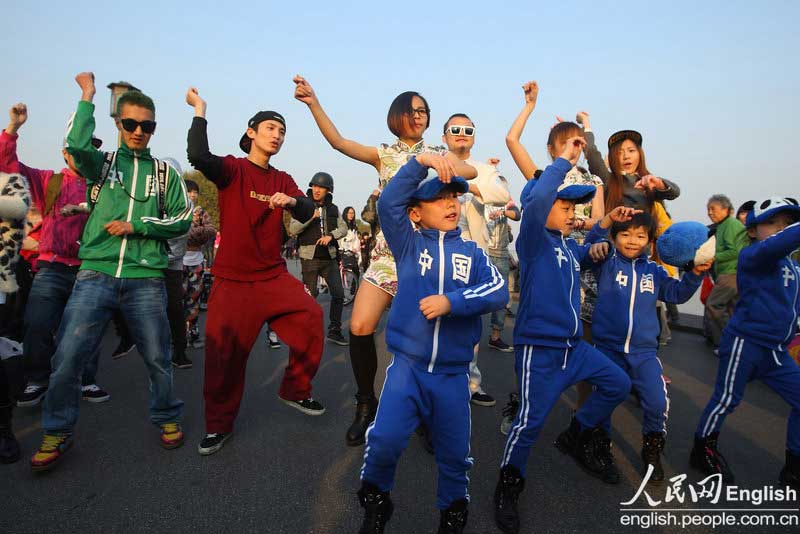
[
  {"x1": 416, "y1": 153, "x2": 456, "y2": 183},
  {"x1": 558, "y1": 136, "x2": 586, "y2": 166},
  {"x1": 7, "y1": 103, "x2": 27, "y2": 134},
  {"x1": 293, "y1": 75, "x2": 318, "y2": 106},
  {"x1": 589, "y1": 241, "x2": 610, "y2": 262},
  {"x1": 419, "y1": 294, "x2": 452, "y2": 320},
  {"x1": 634, "y1": 175, "x2": 666, "y2": 192},
  {"x1": 607, "y1": 206, "x2": 642, "y2": 223}
]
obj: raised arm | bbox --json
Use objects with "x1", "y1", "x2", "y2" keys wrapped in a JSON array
[
  {"x1": 578, "y1": 112, "x2": 612, "y2": 186},
  {"x1": 1, "y1": 104, "x2": 51, "y2": 210},
  {"x1": 64, "y1": 72, "x2": 106, "y2": 183},
  {"x1": 185, "y1": 88, "x2": 229, "y2": 188},
  {"x1": 739, "y1": 222, "x2": 800, "y2": 270},
  {"x1": 294, "y1": 75, "x2": 380, "y2": 171},
  {"x1": 505, "y1": 81, "x2": 539, "y2": 180}
]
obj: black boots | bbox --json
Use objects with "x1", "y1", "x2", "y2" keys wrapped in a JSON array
[
  {"x1": 346, "y1": 395, "x2": 378, "y2": 446},
  {"x1": 494, "y1": 465, "x2": 525, "y2": 534},
  {"x1": 641, "y1": 432, "x2": 666, "y2": 481},
  {"x1": 779, "y1": 449, "x2": 800, "y2": 490},
  {"x1": 0, "y1": 402, "x2": 20, "y2": 464},
  {"x1": 358, "y1": 482, "x2": 393, "y2": 534},
  {"x1": 556, "y1": 418, "x2": 620, "y2": 484},
  {"x1": 690, "y1": 432, "x2": 734, "y2": 483},
  {"x1": 438, "y1": 498, "x2": 468, "y2": 534}
]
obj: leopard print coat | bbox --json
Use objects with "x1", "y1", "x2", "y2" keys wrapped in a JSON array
[{"x1": 0, "y1": 172, "x2": 31, "y2": 293}]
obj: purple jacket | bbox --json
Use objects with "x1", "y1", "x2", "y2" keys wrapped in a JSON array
[{"x1": 0, "y1": 131, "x2": 88, "y2": 265}]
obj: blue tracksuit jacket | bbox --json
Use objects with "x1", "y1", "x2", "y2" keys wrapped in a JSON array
[
  {"x1": 513, "y1": 157, "x2": 606, "y2": 349},
  {"x1": 378, "y1": 157, "x2": 508, "y2": 374},
  {"x1": 592, "y1": 250, "x2": 703, "y2": 354},
  {"x1": 725, "y1": 222, "x2": 800, "y2": 350}
]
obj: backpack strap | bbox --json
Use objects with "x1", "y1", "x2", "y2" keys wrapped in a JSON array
[
  {"x1": 153, "y1": 158, "x2": 168, "y2": 219},
  {"x1": 43, "y1": 173, "x2": 65, "y2": 216},
  {"x1": 88, "y1": 151, "x2": 116, "y2": 210}
]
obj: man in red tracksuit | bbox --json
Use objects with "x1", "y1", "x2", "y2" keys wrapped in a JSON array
[{"x1": 186, "y1": 88, "x2": 325, "y2": 457}]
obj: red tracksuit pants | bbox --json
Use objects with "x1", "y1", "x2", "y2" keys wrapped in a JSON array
[{"x1": 203, "y1": 271, "x2": 324, "y2": 433}]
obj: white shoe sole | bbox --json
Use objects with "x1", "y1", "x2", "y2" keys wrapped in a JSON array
[
  {"x1": 198, "y1": 434, "x2": 231, "y2": 456},
  {"x1": 279, "y1": 397, "x2": 326, "y2": 416},
  {"x1": 17, "y1": 394, "x2": 46, "y2": 408},
  {"x1": 82, "y1": 394, "x2": 111, "y2": 403}
]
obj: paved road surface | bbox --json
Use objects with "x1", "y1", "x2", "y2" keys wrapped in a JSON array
[{"x1": 3, "y1": 261, "x2": 798, "y2": 533}]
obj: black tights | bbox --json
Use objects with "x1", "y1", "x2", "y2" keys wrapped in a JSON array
[{"x1": 349, "y1": 333, "x2": 377, "y2": 399}]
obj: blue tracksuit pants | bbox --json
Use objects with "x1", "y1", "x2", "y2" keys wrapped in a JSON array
[
  {"x1": 696, "y1": 333, "x2": 800, "y2": 454},
  {"x1": 501, "y1": 341, "x2": 631, "y2": 477},
  {"x1": 360, "y1": 354, "x2": 473, "y2": 509},
  {"x1": 597, "y1": 347, "x2": 669, "y2": 435}
]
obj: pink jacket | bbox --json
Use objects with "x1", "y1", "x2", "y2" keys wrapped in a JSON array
[{"x1": 0, "y1": 131, "x2": 88, "y2": 265}]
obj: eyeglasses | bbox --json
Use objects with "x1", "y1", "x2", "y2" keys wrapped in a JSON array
[
  {"x1": 447, "y1": 125, "x2": 475, "y2": 137},
  {"x1": 119, "y1": 118, "x2": 157, "y2": 134},
  {"x1": 410, "y1": 107, "x2": 429, "y2": 118}
]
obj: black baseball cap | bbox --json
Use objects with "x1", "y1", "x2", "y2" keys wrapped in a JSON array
[
  {"x1": 607, "y1": 130, "x2": 643, "y2": 150},
  {"x1": 239, "y1": 111, "x2": 286, "y2": 153}
]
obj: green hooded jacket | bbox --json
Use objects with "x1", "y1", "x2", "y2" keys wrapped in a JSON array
[{"x1": 65, "y1": 101, "x2": 191, "y2": 278}]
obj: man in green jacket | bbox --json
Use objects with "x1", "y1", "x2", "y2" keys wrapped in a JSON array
[
  {"x1": 706, "y1": 194, "x2": 751, "y2": 348},
  {"x1": 31, "y1": 72, "x2": 192, "y2": 471}
]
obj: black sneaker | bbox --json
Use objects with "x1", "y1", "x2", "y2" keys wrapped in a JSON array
[
  {"x1": 326, "y1": 330, "x2": 349, "y2": 346},
  {"x1": 416, "y1": 424, "x2": 434, "y2": 455},
  {"x1": 172, "y1": 353, "x2": 193, "y2": 369},
  {"x1": 279, "y1": 396, "x2": 326, "y2": 416},
  {"x1": 592, "y1": 429, "x2": 621, "y2": 484},
  {"x1": 494, "y1": 465, "x2": 525, "y2": 534},
  {"x1": 438, "y1": 498, "x2": 468, "y2": 534},
  {"x1": 111, "y1": 340, "x2": 136, "y2": 360},
  {"x1": 690, "y1": 432, "x2": 735, "y2": 483},
  {"x1": 554, "y1": 417, "x2": 581, "y2": 455},
  {"x1": 489, "y1": 338, "x2": 514, "y2": 353},
  {"x1": 197, "y1": 433, "x2": 231, "y2": 456},
  {"x1": 641, "y1": 432, "x2": 666, "y2": 482},
  {"x1": 358, "y1": 482, "x2": 393, "y2": 534},
  {"x1": 565, "y1": 425, "x2": 620, "y2": 484},
  {"x1": 500, "y1": 393, "x2": 520, "y2": 436},
  {"x1": 17, "y1": 384, "x2": 48, "y2": 408},
  {"x1": 470, "y1": 391, "x2": 496, "y2": 407},
  {"x1": 0, "y1": 426, "x2": 20, "y2": 464},
  {"x1": 779, "y1": 449, "x2": 800, "y2": 491},
  {"x1": 81, "y1": 384, "x2": 110, "y2": 403}
]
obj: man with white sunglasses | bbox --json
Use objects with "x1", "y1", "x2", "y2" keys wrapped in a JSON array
[{"x1": 442, "y1": 113, "x2": 517, "y2": 408}]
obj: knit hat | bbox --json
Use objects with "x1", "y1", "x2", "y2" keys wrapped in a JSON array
[{"x1": 745, "y1": 197, "x2": 800, "y2": 227}]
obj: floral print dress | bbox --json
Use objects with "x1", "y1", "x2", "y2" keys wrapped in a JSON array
[{"x1": 362, "y1": 139, "x2": 447, "y2": 296}]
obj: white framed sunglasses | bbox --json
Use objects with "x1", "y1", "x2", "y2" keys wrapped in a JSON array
[{"x1": 447, "y1": 125, "x2": 475, "y2": 137}]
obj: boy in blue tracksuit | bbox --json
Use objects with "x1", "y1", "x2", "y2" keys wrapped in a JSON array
[
  {"x1": 692, "y1": 197, "x2": 800, "y2": 488},
  {"x1": 586, "y1": 212, "x2": 713, "y2": 482},
  {"x1": 493, "y1": 137, "x2": 635, "y2": 534},
  {"x1": 358, "y1": 154, "x2": 507, "y2": 534}
]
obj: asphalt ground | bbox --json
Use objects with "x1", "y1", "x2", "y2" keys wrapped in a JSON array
[{"x1": 2, "y1": 260, "x2": 798, "y2": 534}]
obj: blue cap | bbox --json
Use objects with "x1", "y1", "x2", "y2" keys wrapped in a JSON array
[
  {"x1": 520, "y1": 178, "x2": 596, "y2": 207},
  {"x1": 411, "y1": 169, "x2": 469, "y2": 202},
  {"x1": 657, "y1": 221, "x2": 711, "y2": 268},
  {"x1": 745, "y1": 197, "x2": 800, "y2": 227}
]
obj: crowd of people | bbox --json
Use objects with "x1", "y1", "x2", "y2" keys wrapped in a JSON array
[{"x1": 0, "y1": 72, "x2": 798, "y2": 534}]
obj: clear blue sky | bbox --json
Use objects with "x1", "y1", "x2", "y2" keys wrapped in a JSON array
[{"x1": 2, "y1": 0, "x2": 798, "y2": 224}]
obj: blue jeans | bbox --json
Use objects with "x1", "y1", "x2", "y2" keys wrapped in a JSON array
[
  {"x1": 489, "y1": 255, "x2": 510, "y2": 333},
  {"x1": 23, "y1": 265, "x2": 99, "y2": 385},
  {"x1": 42, "y1": 270, "x2": 183, "y2": 434}
]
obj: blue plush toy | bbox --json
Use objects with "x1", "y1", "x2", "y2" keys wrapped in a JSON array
[{"x1": 657, "y1": 221, "x2": 715, "y2": 269}]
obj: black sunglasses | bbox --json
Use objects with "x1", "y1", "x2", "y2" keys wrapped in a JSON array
[{"x1": 119, "y1": 118, "x2": 157, "y2": 134}]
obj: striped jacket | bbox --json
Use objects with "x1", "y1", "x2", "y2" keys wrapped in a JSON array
[
  {"x1": 65, "y1": 101, "x2": 191, "y2": 278},
  {"x1": 379, "y1": 157, "x2": 508, "y2": 374}
]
